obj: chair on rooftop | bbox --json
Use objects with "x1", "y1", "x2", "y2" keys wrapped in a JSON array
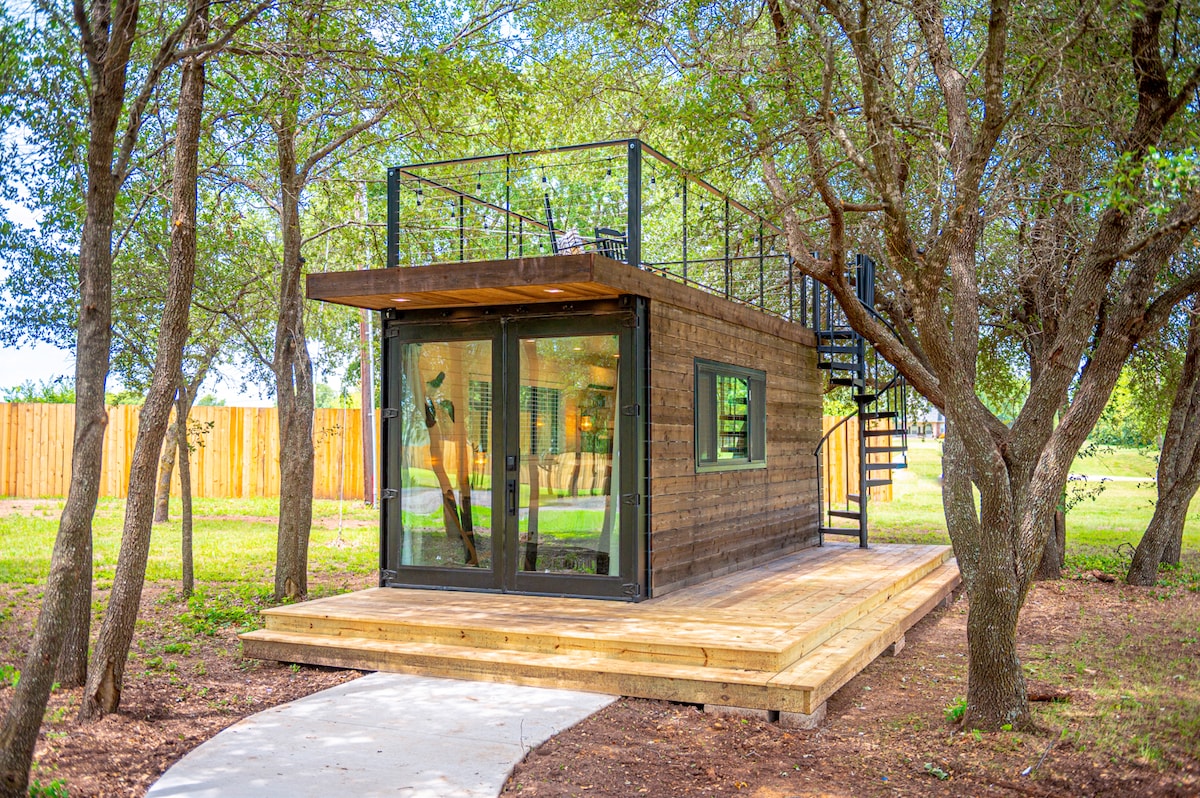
[{"x1": 594, "y1": 227, "x2": 627, "y2": 263}]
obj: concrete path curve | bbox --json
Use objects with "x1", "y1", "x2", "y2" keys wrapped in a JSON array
[{"x1": 145, "y1": 673, "x2": 617, "y2": 798}]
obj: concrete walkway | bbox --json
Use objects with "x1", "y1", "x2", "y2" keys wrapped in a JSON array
[{"x1": 145, "y1": 673, "x2": 617, "y2": 798}]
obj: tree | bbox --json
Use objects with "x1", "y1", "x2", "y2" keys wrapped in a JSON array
[
  {"x1": 1127, "y1": 292, "x2": 1200, "y2": 584},
  {"x1": 0, "y1": 0, "x2": 186, "y2": 787},
  {"x1": 79, "y1": 0, "x2": 214, "y2": 719},
  {"x1": 216, "y1": 0, "x2": 521, "y2": 600},
  {"x1": 634, "y1": 0, "x2": 1200, "y2": 729}
]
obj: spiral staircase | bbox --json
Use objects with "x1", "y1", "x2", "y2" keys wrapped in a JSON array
[{"x1": 813, "y1": 255, "x2": 910, "y2": 548}]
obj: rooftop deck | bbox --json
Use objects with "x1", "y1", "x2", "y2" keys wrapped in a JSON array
[{"x1": 241, "y1": 543, "x2": 959, "y2": 722}]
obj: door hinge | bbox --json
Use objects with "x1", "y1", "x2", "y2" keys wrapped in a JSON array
[
  {"x1": 620, "y1": 312, "x2": 639, "y2": 328},
  {"x1": 621, "y1": 493, "x2": 641, "y2": 506},
  {"x1": 382, "y1": 488, "x2": 398, "y2": 500},
  {"x1": 621, "y1": 403, "x2": 640, "y2": 416},
  {"x1": 382, "y1": 407, "x2": 399, "y2": 419},
  {"x1": 622, "y1": 582, "x2": 641, "y2": 598},
  {"x1": 381, "y1": 569, "x2": 397, "y2": 583},
  {"x1": 384, "y1": 326, "x2": 401, "y2": 338}
]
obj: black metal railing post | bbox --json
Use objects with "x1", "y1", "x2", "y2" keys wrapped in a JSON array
[
  {"x1": 504, "y1": 156, "x2": 511, "y2": 260},
  {"x1": 723, "y1": 198, "x2": 731, "y2": 298},
  {"x1": 681, "y1": 179, "x2": 688, "y2": 282},
  {"x1": 626, "y1": 140, "x2": 642, "y2": 268},
  {"x1": 386, "y1": 167, "x2": 399, "y2": 269},
  {"x1": 458, "y1": 194, "x2": 465, "y2": 263},
  {"x1": 758, "y1": 220, "x2": 765, "y2": 309}
]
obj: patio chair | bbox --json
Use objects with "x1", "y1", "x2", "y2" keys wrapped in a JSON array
[{"x1": 593, "y1": 227, "x2": 627, "y2": 262}]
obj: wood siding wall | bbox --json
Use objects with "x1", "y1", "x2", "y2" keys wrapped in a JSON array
[
  {"x1": 647, "y1": 302, "x2": 823, "y2": 596},
  {"x1": 0, "y1": 403, "x2": 379, "y2": 501}
]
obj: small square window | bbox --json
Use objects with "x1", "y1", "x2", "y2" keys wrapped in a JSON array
[{"x1": 695, "y1": 359, "x2": 766, "y2": 471}]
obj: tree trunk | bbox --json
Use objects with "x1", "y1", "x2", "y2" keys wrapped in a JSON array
[
  {"x1": 272, "y1": 116, "x2": 315, "y2": 601},
  {"x1": 154, "y1": 361, "x2": 212, "y2": 524},
  {"x1": 1035, "y1": 510, "x2": 1066, "y2": 580},
  {"x1": 80, "y1": 9, "x2": 207, "y2": 719},
  {"x1": 1128, "y1": 298, "x2": 1200, "y2": 585},
  {"x1": 422, "y1": 401, "x2": 476, "y2": 564},
  {"x1": 153, "y1": 420, "x2": 180, "y2": 523},
  {"x1": 177, "y1": 384, "x2": 195, "y2": 598},
  {"x1": 0, "y1": 0, "x2": 138, "y2": 786},
  {"x1": 1162, "y1": 531, "x2": 1182, "y2": 566},
  {"x1": 447, "y1": 345, "x2": 476, "y2": 548},
  {"x1": 940, "y1": 427, "x2": 1036, "y2": 731},
  {"x1": 964, "y1": 569, "x2": 1031, "y2": 729},
  {"x1": 1128, "y1": 487, "x2": 1194, "y2": 584},
  {"x1": 54, "y1": 533, "x2": 92, "y2": 689}
]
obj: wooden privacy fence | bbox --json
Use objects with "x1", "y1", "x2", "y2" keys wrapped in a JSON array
[
  {"x1": 1, "y1": 403, "x2": 885, "y2": 504},
  {"x1": 821, "y1": 415, "x2": 893, "y2": 505},
  {"x1": 0, "y1": 403, "x2": 379, "y2": 501}
]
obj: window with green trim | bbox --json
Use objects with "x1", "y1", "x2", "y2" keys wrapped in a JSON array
[{"x1": 695, "y1": 359, "x2": 766, "y2": 471}]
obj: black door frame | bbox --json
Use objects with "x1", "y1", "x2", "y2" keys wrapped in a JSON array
[{"x1": 379, "y1": 297, "x2": 648, "y2": 600}]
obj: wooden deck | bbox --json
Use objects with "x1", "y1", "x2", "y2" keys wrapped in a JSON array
[{"x1": 241, "y1": 543, "x2": 959, "y2": 720}]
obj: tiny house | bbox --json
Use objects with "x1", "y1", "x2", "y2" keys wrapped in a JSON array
[{"x1": 307, "y1": 140, "x2": 830, "y2": 601}]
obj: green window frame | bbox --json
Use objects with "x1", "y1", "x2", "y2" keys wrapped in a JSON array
[{"x1": 694, "y1": 359, "x2": 766, "y2": 472}]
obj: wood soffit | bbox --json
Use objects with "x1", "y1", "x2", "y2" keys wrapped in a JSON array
[{"x1": 306, "y1": 253, "x2": 816, "y2": 346}]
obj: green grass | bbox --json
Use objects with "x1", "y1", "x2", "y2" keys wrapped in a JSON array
[
  {"x1": 0, "y1": 502, "x2": 377, "y2": 584},
  {"x1": 1072, "y1": 444, "x2": 1158, "y2": 479},
  {"x1": 873, "y1": 439, "x2": 1200, "y2": 556},
  {"x1": 0, "y1": 438, "x2": 1192, "y2": 584}
]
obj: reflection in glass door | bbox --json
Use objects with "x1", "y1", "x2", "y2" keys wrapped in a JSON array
[
  {"x1": 384, "y1": 301, "x2": 645, "y2": 599},
  {"x1": 515, "y1": 334, "x2": 621, "y2": 579},
  {"x1": 397, "y1": 338, "x2": 493, "y2": 571}
]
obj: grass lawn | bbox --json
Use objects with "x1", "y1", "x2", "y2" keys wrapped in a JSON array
[
  {"x1": 874, "y1": 439, "x2": 1200, "y2": 573},
  {"x1": 0, "y1": 496, "x2": 379, "y2": 586},
  {"x1": 2, "y1": 439, "x2": 1194, "y2": 584}
]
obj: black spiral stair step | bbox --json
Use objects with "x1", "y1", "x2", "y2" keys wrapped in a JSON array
[
  {"x1": 864, "y1": 462, "x2": 904, "y2": 472},
  {"x1": 829, "y1": 377, "x2": 865, "y2": 388},
  {"x1": 818, "y1": 361, "x2": 865, "y2": 372},
  {"x1": 816, "y1": 330, "x2": 859, "y2": 341},
  {"x1": 862, "y1": 428, "x2": 906, "y2": 437},
  {"x1": 860, "y1": 410, "x2": 898, "y2": 420},
  {"x1": 819, "y1": 526, "x2": 865, "y2": 538},
  {"x1": 817, "y1": 345, "x2": 862, "y2": 356},
  {"x1": 865, "y1": 445, "x2": 907, "y2": 454},
  {"x1": 827, "y1": 509, "x2": 862, "y2": 520}
]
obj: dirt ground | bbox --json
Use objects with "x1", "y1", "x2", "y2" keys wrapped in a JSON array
[{"x1": 1, "y1": 572, "x2": 1198, "y2": 797}]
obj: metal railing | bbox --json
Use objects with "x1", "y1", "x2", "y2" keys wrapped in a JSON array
[{"x1": 386, "y1": 139, "x2": 814, "y2": 324}]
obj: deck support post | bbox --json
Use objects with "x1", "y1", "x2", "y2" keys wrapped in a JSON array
[
  {"x1": 886, "y1": 634, "x2": 906, "y2": 656},
  {"x1": 704, "y1": 704, "x2": 774, "y2": 723},
  {"x1": 779, "y1": 702, "x2": 826, "y2": 730}
]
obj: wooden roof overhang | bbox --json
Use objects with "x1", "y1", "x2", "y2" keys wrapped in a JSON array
[{"x1": 306, "y1": 253, "x2": 816, "y2": 347}]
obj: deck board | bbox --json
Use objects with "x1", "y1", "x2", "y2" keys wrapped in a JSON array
[{"x1": 241, "y1": 542, "x2": 959, "y2": 716}]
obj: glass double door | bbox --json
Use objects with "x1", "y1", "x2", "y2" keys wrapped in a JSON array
[{"x1": 384, "y1": 314, "x2": 639, "y2": 599}]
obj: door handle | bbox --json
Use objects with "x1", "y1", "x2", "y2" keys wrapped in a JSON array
[{"x1": 506, "y1": 479, "x2": 517, "y2": 516}]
